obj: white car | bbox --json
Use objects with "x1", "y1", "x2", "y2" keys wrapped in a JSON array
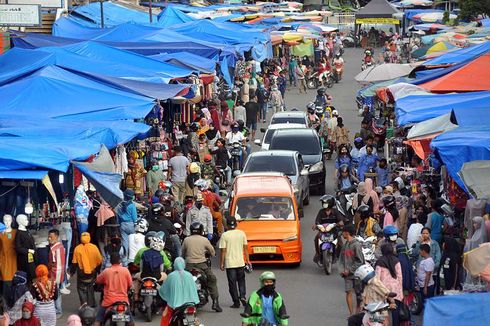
[
  {"x1": 269, "y1": 111, "x2": 308, "y2": 127},
  {"x1": 254, "y1": 123, "x2": 306, "y2": 151}
]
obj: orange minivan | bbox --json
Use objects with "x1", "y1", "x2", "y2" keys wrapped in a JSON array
[{"x1": 227, "y1": 172, "x2": 302, "y2": 265}]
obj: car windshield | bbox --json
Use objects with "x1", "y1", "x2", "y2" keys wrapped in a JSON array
[
  {"x1": 271, "y1": 117, "x2": 305, "y2": 125},
  {"x1": 271, "y1": 135, "x2": 320, "y2": 155},
  {"x1": 263, "y1": 129, "x2": 276, "y2": 144},
  {"x1": 235, "y1": 196, "x2": 295, "y2": 221},
  {"x1": 244, "y1": 155, "x2": 297, "y2": 176}
]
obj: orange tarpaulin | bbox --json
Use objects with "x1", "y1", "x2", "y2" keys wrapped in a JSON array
[
  {"x1": 420, "y1": 53, "x2": 490, "y2": 92},
  {"x1": 404, "y1": 133, "x2": 442, "y2": 160}
]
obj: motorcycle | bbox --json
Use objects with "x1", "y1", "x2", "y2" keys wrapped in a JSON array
[
  {"x1": 361, "y1": 60, "x2": 374, "y2": 71},
  {"x1": 190, "y1": 268, "x2": 209, "y2": 308},
  {"x1": 316, "y1": 223, "x2": 338, "y2": 275},
  {"x1": 355, "y1": 236, "x2": 377, "y2": 267},
  {"x1": 138, "y1": 277, "x2": 160, "y2": 322},
  {"x1": 361, "y1": 292, "x2": 397, "y2": 326},
  {"x1": 333, "y1": 66, "x2": 342, "y2": 83},
  {"x1": 336, "y1": 187, "x2": 356, "y2": 223},
  {"x1": 104, "y1": 301, "x2": 131, "y2": 326},
  {"x1": 170, "y1": 303, "x2": 200, "y2": 326},
  {"x1": 306, "y1": 69, "x2": 333, "y2": 89},
  {"x1": 229, "y1": 141, "x2": 243, "y2": 177}
]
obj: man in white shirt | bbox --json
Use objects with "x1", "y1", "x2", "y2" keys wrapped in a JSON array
[
  {"x1": 234, "y1": 100, "x2": 247, "y2": 124},
  {"x1": 407, "y1": 214, "x2": 424, "y2": 249},
  {"x1": 219, "y1": 218, "x2": 250, "y2": 308}
]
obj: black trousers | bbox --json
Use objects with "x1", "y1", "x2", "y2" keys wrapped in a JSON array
[
  {"x1": 226, "y1": 267, "x2": 246, "y2": 304},
  {"x1": 348, "y1": 312, "x2": 364, "y2": 326},
  {"x1": 77, "y1": 279, "x2": 96, "y2": 307}
]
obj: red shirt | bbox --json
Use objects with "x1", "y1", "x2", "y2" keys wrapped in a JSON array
[{"x1": 96, "y1": 264, "x2": 132, "y2": 307}]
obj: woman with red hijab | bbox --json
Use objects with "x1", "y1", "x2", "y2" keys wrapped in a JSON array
[{"x1": 13, "y1": 302, "x2": 40, "y2": 326}]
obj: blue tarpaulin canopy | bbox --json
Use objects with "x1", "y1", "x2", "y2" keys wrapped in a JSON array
[
  {"x1": 0, "y1": 65, "x2": 156, "y2": 121},
  {"x1": 157, "y1": 5, "x2": 195, "y2": 27},
  {"x1": 0, "y1": 170, "x2": 48, "y2": 180},
  {"x1": 395, "y1": 91, "x2": 490, "y2": 126},
  {"x1": 150, "y1": 52, "x2": 216, "y2": 74},
  {"x1": 423, "y1": 40, "x2": 490, "y2": 66}
]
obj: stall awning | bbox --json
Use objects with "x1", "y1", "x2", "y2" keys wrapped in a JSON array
[
  {"x1": 459, "y1": 160, "x2": 490, "y2": 200},
  {"x1": 0, "y1": 170, "x2": 48, "y2": 180}
]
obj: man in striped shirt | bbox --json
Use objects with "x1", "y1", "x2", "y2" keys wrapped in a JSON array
[{"x1": 48, "y1": 229, "x2": 66, "y2": 319}]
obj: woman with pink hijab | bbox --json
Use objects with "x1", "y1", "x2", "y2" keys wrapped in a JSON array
[{"x1": 365, "y1": 178, "x2": 380, "y2": 213}]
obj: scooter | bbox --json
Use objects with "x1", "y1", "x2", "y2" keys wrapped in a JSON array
[
  {"x1": 170, "y1": 303, "x2": 200, "y2": 326},
  {"x1": 336, "y1": 186, "x2": 356, "y2": 222},
  {"x1": 103, "y1": 301, "x2": 131, "y2": 326},
  {"x1": 361, "y1": 60, "x2": 374, "y2": 71},
  {"x1": 316, "y1": 223, "x2": 338, "y2": 275},
  {"x1": 333, "y1": 66, "x2": 342, "y2": 83},
  {"x1": 355, "y1": 236, "x2": 377, "y2": 267},
  {"x1": 139, "y1": 277, "x2": 161, "y2": 322},
  {"x1": 361, "y1": 292, "x2": 397, "y2": 326},
  {"x1": 229, "y1": 142, "x2": 243, "y2": 177}
]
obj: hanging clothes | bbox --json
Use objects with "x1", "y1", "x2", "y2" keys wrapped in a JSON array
[{"x1": 0, "y1": 229, "x2": 17, "y2": 282}]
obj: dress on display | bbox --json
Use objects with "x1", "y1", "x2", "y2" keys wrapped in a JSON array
[
  {"x1": 0, "y1": 229, "x2": 17, "y2": 282},
  {"x1": 15, "y1": 230, "x2": 37, "y2": 281}
]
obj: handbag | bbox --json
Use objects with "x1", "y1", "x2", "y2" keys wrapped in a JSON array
[{"x1": 398, "y1": 300, "x2": 411, "y2": 322}]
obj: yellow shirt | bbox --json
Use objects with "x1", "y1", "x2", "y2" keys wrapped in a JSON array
[{"x1": 219, "y1": 229, "x2": 248, "y2": 268}]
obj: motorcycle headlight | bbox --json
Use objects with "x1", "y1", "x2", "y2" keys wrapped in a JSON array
[
  {"x1": 309, "y1": 161, "x2": 324, "y2": 173},
  {"x1": 283, "y1": 235, "x2": 298, "y2": 242}
]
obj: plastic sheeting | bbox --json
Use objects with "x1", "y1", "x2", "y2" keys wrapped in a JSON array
[
  {"x1": 459, "y1": 161, "x2": 490, "y2": 200},
  {"x1": 157, "y1": 5, "x2": 195, "y2": 27},
  {"x1": 423, "y1": 40, "x2": 490, "y2": 66},
  {"x1": 0, "y1": 65, "x2": 156, "y2": 121},
  {"x1": 423, "y1": 292, "x2": 490, "y2": 326},
  {"x1": 406, "y1": 113, "x2": 457, "y2": 139},
  {"x1": 150, "y1": 52, "x2": 216, "y2": 74},
  {"x1": 431, "y1": 126, "x2": 490, "y2": 188},
  {"x1": 395, "y1": 91, "x2": 490, "y2": 126},
  {"x1": 387, "y1": 82, "x2": 430, "y2": 101},
  {"x1": 0, "y1": 170, "x2": 48, "y2": 180}
]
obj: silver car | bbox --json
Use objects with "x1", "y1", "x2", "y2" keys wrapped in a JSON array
[{"x1": 242, "y1": 150, "x2": 310, "y2": 217}]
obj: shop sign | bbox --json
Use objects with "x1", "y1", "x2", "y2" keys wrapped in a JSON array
[
  {"x1": 0, "y1": 4, "x2": 41, "y2": 27},
  {"x1": 7, "y1": 0, "x2": 63, "y2": 9},
  {"x1": 355, "y1": 18, "x2": 400, "y2": 25}
]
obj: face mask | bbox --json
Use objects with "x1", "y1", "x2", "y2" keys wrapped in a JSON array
[
  {"x1": 262, "y1": 284, "x2": 275, "y2": 296},
  {"x1": 152, "y1": 165, "x2": 159, "y2": 171},
  {"x1": 195, "y1": 203, "x2": 203, "y2": 209},
  {"x1": 210, "y1": 126, "x2": 214, "y2": 130},
  {"x1": 389, "y1": 235, "x2": 398, "y2": 242},
  {"x1": 22, "y1": 312, "x2": 31, "y2": 320}
]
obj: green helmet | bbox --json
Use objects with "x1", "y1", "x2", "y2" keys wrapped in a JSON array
[{"x1": 259, "y1": 271, "x2": 276, "y2": 284}]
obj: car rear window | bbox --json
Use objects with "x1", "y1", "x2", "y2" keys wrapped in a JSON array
[
  {"x1": 270, "y1": 134, "x2": 320, "y2": 156},
  {"x1": 235, "y1": 196, "x2": 295, "y2": 220},
  {"x1": 244, "y1": 155, "x2": 297, "y2": 176},
  {"x1": 270, "y1": 117, "x2": 305, "y2": 125},
  {"x1": 263, "y1": 129, "x2": 276, "y2": 144}
]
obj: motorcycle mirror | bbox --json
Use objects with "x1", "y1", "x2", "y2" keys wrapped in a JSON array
[
  {"x1": 173, "y1": 223, "x2": 182, "y2": 229},
  {"x1": 300, "y1": 169, "x2": 309, "y2": 176},
  {"x1": 254, "y1": 139, "x2": 261, "y2": 146},
  {"x1": 260, "y1": 128, "x2": 266, "y2": 133}
]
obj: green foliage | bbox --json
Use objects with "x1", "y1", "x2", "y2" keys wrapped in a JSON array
[
  {"x1": 442, "y1": 11, "x2": 450, "y2": 24},
  {"x1": 459, "y1": 0, "x2": 490, "y2": 21}
]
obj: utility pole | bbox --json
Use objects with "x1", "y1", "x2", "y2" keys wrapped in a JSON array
[
  {"x1": 99, "y1": 0, "x2": 104, "y2": 28},
  {"x1": 149, "y1": 0, "x2": 153, "y2": 23}
]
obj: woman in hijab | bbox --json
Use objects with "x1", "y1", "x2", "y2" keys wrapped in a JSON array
[
  {"x1": 117, "y1": 189, "x2": 138, "y2": 257},
  {"x1": 352, "y1": 182, "x2": 372, "y2": 212},
  {"x1": 465, "y1": 216, "x2": 488, "y2": 252},
  {"x1": 7, "y1": 271, "x2": 34, "y2": 324},
  {"x1": 220, "y1": 101, "x2": 233, "y2": 136},
  {"x1": 159, "y1": 257, "x2": 199, "y2": 326},
  {"x1": 365, "y1": 178, "x2": 380, "y2": 213},
  {"x1": 31, "y1": 265, "x2": 57, "y2": 326},
  {"x1": 441, "y1": 236, "x2": 462, "y2": 290},
  {"x1": 13, "y1": 301, "x2": 40, "y2": 326},
  {"x1": 205, "y1": 122, "x2": 220, "y2": 149},
  {"x1": 376, "y1": 243, "x2": 403, "y2": 301},
  {"x1": 66, "y1": 315, "x2": 82, "y2": 326}
]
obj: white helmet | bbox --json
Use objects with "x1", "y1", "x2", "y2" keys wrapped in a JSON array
[
  {"x1": 149, "y1": 235, "x2": 165, "y2": 252},
  {"x1": 354, "y1": 264, "x2": 375, "y2": 283},
  {"x1": 332, "y1": 110, "x2": 339, "y2": 116},
  {"x1": 135, "y1": 218, "x2": 149, "y2": 234},
  {"x1": 195, "y1": 179, "x2": 209, "y2": 190}
]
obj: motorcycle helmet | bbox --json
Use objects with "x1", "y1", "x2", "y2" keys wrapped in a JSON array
[
  {"x1": 154, "y1": 189, "x2": 165, "y2": 199},
  {"x1": 317, "y1": 87, "x2": 326, "y2": 95},
  {"x1": 357, "y1": 205, "x2": 372, "y2": 219},
  {"x1": 190, "y1": 222, "x2": 204, "y2": 235},
  {"x1": 149, "y1": 234, "x2": 165, "y2": 251},
  {"x1": 189, "y1": 162, "x2": 201, "y2": 174},
  {"x1": 135, "y1": 218, "x2": 149, "y2": 234},
  {"x1": 159, "y1": 193, "x2": 174, "y2": 206},
  {"x1": 320, "y1": 195, "x2": 336, "y2": 209},
  {"x1": 383, "y1": 225, "x2": 399, "y2": 242},
  {"x1": 151, "y1": 203, "x2": 164, "y2": 216},
  {"x1": 382, "y1": 195, "x2": 396, "y2": 209},
  {"x1": 160, "y1": 181, "x2": 173, "y2": 194},
  {"x1": 332, "y1": 109, "x2": 339, "y2": 117},
  {"x1": 79, "y1": 304, "x2": 96, "y2": 326},
  {"x1": 204, "y1": 154, "x2": 212, "y2": 163},
  {"x1": 259, "y1": 271, "x2": 276, "y2": 284},
  {"x1": 354, "y1": 137, "x2": 364, "y2": 150},
  {"x1": 354, "y1": 264, "x2": 375, "y2": 284},
  {"x1": 144, "y1": 231, "x2": 157, "y2": 248},
  {"x1": 190, "y1": 122, "x2": 200, "y2": 132},
  {"x1": 339, "y1": 164, "x2": 350, "y2": 174},
  {"x1": 237, "y1": 119, "x2": 245, "y2": 129},
  {"x1": 365, "y1": 50, "x2": 371, "y2": 56},
  {"x1": 195, "y1": 179, "x2": 208, "y2": 190},
  {"x1": 306, "y1": 102, "x2": 315, "y2": 113}
]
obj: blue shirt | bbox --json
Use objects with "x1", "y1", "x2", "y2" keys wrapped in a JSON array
[
  {"x1": 117, "y1": 202, "x2": 137, "y2": 223},
  {"x1": 261, "y1": 295, "x2": 277, "y2": 325},
  {"x1": 357, "y1": 154, "x2": 379, "y2": 181},
  {"x1": 428, "y1": 212, "x2": 444, "y2": 242},
  {"x1": 335, "y1": 156, "x2": 352, "y2": 170},
  {"x1": 340, "y1": 177, "x2": 353, "y2": 190},
  {"x1": 376, "y1": 167, "x2": 390, "y2": 187}
]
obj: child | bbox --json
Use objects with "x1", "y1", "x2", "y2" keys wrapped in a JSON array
[
  {"x1": 376, "y1": 158, "x2": 390, "y2": 187},
  {"x1": 416, "y1": 244, "x2": 435, "y2": 306}
]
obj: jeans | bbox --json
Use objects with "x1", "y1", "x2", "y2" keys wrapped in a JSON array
[
  {"x1": 289, "y1": 73, "x2": 297, "y2": 86},
  {"x1": 120, "y1": 221, "x2": 135, "y2": 259},
  {"x1": 61, "y1": 222, "x2": 72, "y2": 288},
  {"x1": 223, "y1": 166, "x2": 232, "y2": 184},
  {"x1": 226, "y1": 267, "x2": 246, "y2": 304},
  {"x1": 170, "y1": 234, "x2": 182, "y2": 258},
  {"x1": 420, "y1": 284, "x2": 435, "y2": 309},
  {"x1": 54, "y1": 289, "x2": 62, "y2": 314},
  {"x1": 259, "y1": 102, "x2": 268, "y2": 121},
  {"x1": 77, "y1": 279, "x2": 96, "y2": 307}
]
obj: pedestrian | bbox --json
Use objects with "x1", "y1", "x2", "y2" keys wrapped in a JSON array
[
  {"x1": 277, "y1": 71, "x2": 287, "y2": 100},
  {"x1": 416, "y1": 244, "x2": 435, "y2": 306},
  {"x1": 339, "y1": 224, "x2": 365, "y2": 315},
  {"x1": 357, "y1": 145, "x2": 379, "y2": 181},
  {"x1": 7, "y1": 271, "x2": 34, "y2": 325},
  {"x1": 375, "y1": 244, "x2": 403, "y2": 301},
  {"x1": 464, "y1": 216, "x2": 488, "y2": 252},
  {"x1": 407, "y1": 211, "x2": 426, "y2": 249},
  {"x1": 234, "y1": 100, "x2": 247, "y2": 124},
  {"x1": 185, "y1": 193, "x2": 213, "y2": 237},
  {"x1": 295, "y1": 62, "x2": 307, "y2": 94},
  {"x1": 241, "y1": 271, "x2": 288, "y2": 326},
  {"x1": 376, "y1": 158, "x2": 390, "y2": 188},
  {"x1": 441, "y1": 236, "x2": 462, "y2": 290},
  {"x1": 70, "y1": 232, "x2": 103, "y2": 307},
  {"x1": 269, "y1": 87, "x2": 283, "y2": 114},
  {"x1": 332, "y1": 117, "x2": 350, "y2": 150},
  {"x1": 31, "y1": 265, "x2": 57, "y2": 326},
  {"x1": 116, "y1": 189, "x2": 137, "y2": 257},
  {"x1": 47, "y1": 229, "x2": 65, "y2": 319},
  {"x1": 168, "y1": 146, "x2": 190, "y2": 204},
  {"x1": 425, "y1": 199, "x2": 445, "y2": 243},
  {"x1": 219, "y1": 218, "x2": 250, "y2": 308},
  {"x1": 13, "y1": 301, "x2": 40, "y2": 326},
  {"x1": 256, "y1": 85, "x2": 268, "y2": 123},
  {"x1": 146, "y1": 159, "x2": 165, "y2": 195},
  {"x1": 288, "y1": 56, "x2": 298, "y2": 86},
  {"x1": 411, "y1": 227, "x2": 441, "y2": 272},
  {"x1": 245, "y1": 96, "x2": 260, "y2": 140},
  {"x1": 220, "y1": 101, "x2": 234, "y2": 136}
]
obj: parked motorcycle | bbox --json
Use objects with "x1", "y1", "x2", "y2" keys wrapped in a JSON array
[
  {"x1": 355, "y1": 236, "x2": 377, "y2": 267},
  {"x1": 170, "y1": 303, "x2": 200, "y2": 326},
  {"x1": 103, "y1": 301, "x2": 131, "y2": 326},
  {"x1": 316, "y1": 223, "x2": 338, "y2": 275}
]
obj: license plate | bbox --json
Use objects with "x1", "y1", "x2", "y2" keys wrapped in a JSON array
[
  {"x1": 141, "y1": 289, "x2": 157, "y2": 296},
  {"x1": 184, "y1": 315, "x2": 196, "y2": 325},
  {"x1": 112, "y1": 314, "x2": 130, "y2": 322},
  {"x1": 253, "y1": 246, "x2": 276, "y2": 254}
]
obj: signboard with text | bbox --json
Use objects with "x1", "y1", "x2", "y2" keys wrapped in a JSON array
[
  {"x1": 0, "y1": 4, "x2": 41, "y2": 27},
  {"x1": 7, "y1": 0, "x2": 63, "y2": 9},
  {"x1": 355, "y1": 18, "x2": 400, "y2": 25}
]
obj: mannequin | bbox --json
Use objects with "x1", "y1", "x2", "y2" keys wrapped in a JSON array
[
  {"x1": 0, "y1": 214, "x2": 17, "y2": 298},
  {"x1": 15, "y1": 214, "x2": 37, "y2": 282}
]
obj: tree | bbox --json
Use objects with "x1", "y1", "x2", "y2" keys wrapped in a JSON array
[
  {"x1": 459, "y1": 0, "x2": 490, "y2": 21},
  {"x1": 442, "y1": 11, "x2": 450, "y2": 24}
]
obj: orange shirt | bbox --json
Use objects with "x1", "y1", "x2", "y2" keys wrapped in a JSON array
[{"x1": 96, "y1": 264, "x2": 132, "y2": 307}]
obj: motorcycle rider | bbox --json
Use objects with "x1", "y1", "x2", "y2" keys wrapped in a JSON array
[
  {"x1": 314, "y1": 87, "x2": 331, "y2": 108},
  {"x1": 312, "y1": 195, "x2": 344, "y2": 264},
  {"x1": 196, "y1": 179, "x2": 224, "y2": 235},
  {"x1": 182, "y1": 222, "x2": 222, "y2": 312},
  {"x1": 94, "y1": 252, "x2": 134, "y2": 326},
  {"x1": 375, "y1": 225, "x2": 406, "y2": 259},
  {"x1": 225, "y1": 122, "x2": 247, "y2": 168},
  {"x1": 333, "y1": 52, "x2": 344, "y2": 81},
  {"x1": 306, "y1": 102, "x2": 320, "y2": 129},
  {"x1": 201, "y1": 154, "x2": 221, "y2": 194},
  {"x1": 128, "y1": 218, "x2": 148, "y2": 263},
  {"x1": 335, "y1": 144, "x2": 353, "y2": 177},
  {"x1": 185, "y1": 193, "x2": 213, "y2": 238},
  {"x1": 355, "y1": 205, "x2": 381, "y2": 238},
  {"x1": 241, "y1": 271, "x2": 289, "y2": 326},
  {"x1": 148, "y1": 201, "x2": 180, "y2": 258},
  {"x1": 362, "y1": 50, "x2": 374, "y2": 70},
  {"x1": 337, "y1": 164, "x2": 359, "y2": 192},
  {"x1": 211, "y1": 138, "x2": 232, "y2": 186},
  {"x1": 347, "y1": 264, "x2": 396, "y2": 326},
  {"x1": 317, "y1": 57, "x2": 331, "y2": 85},
  {"x1": 350, "y1": 137, "x2": 364, "y2": 168}
]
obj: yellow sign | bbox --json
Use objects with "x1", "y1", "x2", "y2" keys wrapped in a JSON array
[{"x1": 356, "y1": 18, "x2": 400, "y2": 25}]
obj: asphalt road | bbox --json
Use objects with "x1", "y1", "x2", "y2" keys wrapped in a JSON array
[{"x1": 62, "y1": 47, "x2": 367, "y2": 325}]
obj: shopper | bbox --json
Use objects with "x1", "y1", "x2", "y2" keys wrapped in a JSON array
[{"x1": 168, "y1": 146, "x2": 190, "y2": 204}]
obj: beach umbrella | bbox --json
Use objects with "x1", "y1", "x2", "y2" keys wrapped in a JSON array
[
  {"x1": 426, "y1": 41, "x2": 456, "y2": 54},
  {"x1": 355, "y1": 64, "x2": 416, "y2": 83}
]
